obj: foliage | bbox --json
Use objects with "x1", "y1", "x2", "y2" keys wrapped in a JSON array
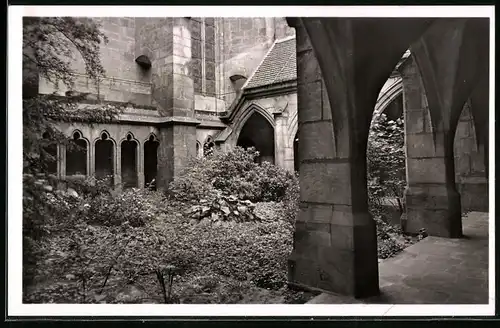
[
  {"x1": 168, "y1": 147, "x2": 298, "y2": 204},
  {"x1": 367, "y1": 113, "x2": 406, "y2": 215},
  {"x1": 22, "y1": 16, "x2": 125, "y2": 291},
  {"x1": 24, "y1": 184, "x2": 298, "y2": 303},
  {"x1": 22, "y1": 17, "x2": 123, "y2": 176},
  {"x1": 367, "y1": 112, "x2": 412, "y2": 258}
]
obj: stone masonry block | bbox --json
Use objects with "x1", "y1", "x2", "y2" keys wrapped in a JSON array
[
  {"x1": 406, "y1": 157, "x2": 448, "y2": 184},
  {"x1": 205, "y1": 25, "x2": 215, "y2": 44},
  {"x1": 190, "y1": 19, "x2": 201, "y2": 40},
  {"x1": 455, "y1": 120, "x2": 470, "y2": 138},
  {"x1": 172, "y1": 74, "x2": 194, "y2": 100},
  {"x1": 456, "y1": 137, "x2": 477, "y2": 155},
  {"x1": 404, "y1": 110, "x2": 425, "y2": 134},
  {"x1": 457, "y1": 181, "x2": 488, "y2": 212},
  {"x1": 173, "y1": 43, "x2": 192, "y2": 58},
  {"x1": 469, "y1": 152, "x2": 485, "y2": 174},
  {"x1": 321, "y1": 79, "x2": 332, "y2": 120},
  {"x1": 405, "y1": 205, "x2": 462, "y2": 238},
  {"x1": 300, "y1": 162, "x2": 351, "y2": 205},
  {"x1": 297, "y1": 204, "x2": 333, "y2": 224},
  {"x1": 406, "y1": 133, "x2": 444, "y2": 158},
  {"x1": 297, "y1": 80, "x2": 322, "y2": 123},
  {"x1": 401, "y1": 84, "x2": 424, "y2": 111},
  {"x1": 454, "y1": 154, "x2": 471, "y2": 176},
  {"x1": 297, "y1": 49, "x2": 322, "y2": 85},
  {"x1": 295, "y1": 25, "x2": 313, "y2": 53}
]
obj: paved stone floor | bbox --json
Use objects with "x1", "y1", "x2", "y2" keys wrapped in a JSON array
[{"x1": 308, "y1": 212, "x2": 490, "y2": 304}]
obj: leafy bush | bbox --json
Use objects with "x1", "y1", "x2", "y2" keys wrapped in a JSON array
[
  {"x1": 367, "y1": 113, "x2": 406, "y2": 216},
  {"x1": 168, "y1": 147, "x2": 298, "y2": 204},
  {"x1": 367, "y1": 113, "x2": 410, "y2": 258},
  {"x1": 84, "y1": 188, "x2": 161, "y2": 227}
]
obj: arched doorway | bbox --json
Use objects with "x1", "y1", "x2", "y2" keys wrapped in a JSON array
[
  {"x1": 144, "y1": 134, "x2": 159, "y2": 188},
  {"x1": 95, "y1": 131, "x2": 114, "y2": 186},
  {"x1": 236, "y1": 112, "x2": 275, "y2": 164},
  {"x1": 121, "y1": 133, "x2": 138, "y2": 189}
]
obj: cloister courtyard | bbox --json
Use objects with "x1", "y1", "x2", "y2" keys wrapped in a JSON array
[{"x1": 16, "y1": 13, "x2": 492, "y2": 308}]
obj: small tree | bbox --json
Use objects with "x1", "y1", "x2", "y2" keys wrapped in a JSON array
[
  {"x1": 367, "y1": 113, "x2": 406, "y2": 215},
  {"x1": 22, "y1": 17, "x2": 122, "y2": 290},
  {"x1": 22, "y1": 17, "x2": 122, "y2": 175}
]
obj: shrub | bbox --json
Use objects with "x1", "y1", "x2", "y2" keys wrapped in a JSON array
[
  {"x1": 367, "y1": 113, "x2": 406, "y2": 217},
  {"x1": 85, "y1": 188, "x2": 161, "y2": 227},
  {"x1": 169, "y1": 147, "x2": 298, "y2": 204}
]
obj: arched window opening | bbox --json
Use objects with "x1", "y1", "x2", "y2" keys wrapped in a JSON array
[
  {"x1": 121, "y1": 133, "x2": 138, "y2": 189},
  {"x1": 196, "y1": 141, "x2": 203, "y2": 158},
  {"x1": 203, "y1": 136, "x2": 215, "y2": 157},
  {"x1": 95, "y1": 132, "x2": 114, "y2": 186},
  {"x1": 367, "y1": 93, "x2": 406, "y2": 227},
  {"x1": 293, "y1": 130, "x2": 299, "y2": 172},
  {"x1": 41, "y1": 132, "x2": 58, "y2": 175},
  {"x1": 144, "y1": 134, "x2": 159, "y2": 189},
  {"x1": 66, "y1": 131, "x2": 87, "y2": 176},
  {"x1": 236, "y1": 112, "x2": 275, "y2": 164}
]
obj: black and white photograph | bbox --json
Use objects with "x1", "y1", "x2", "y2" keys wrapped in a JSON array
[{"x1": 7, "y1": 5, "x2": 495, "y2": 318}]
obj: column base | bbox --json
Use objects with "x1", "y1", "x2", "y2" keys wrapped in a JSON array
[
  {"x1": 404, "y1": 184, "x2": 463, "y2": 238},
  {"x1": 288, "y1": 209, "x2": 380, "y2": 299}
]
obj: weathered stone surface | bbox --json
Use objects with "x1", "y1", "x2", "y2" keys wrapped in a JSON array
[
  {"x1": 300, "y1": 162, "x2": 351, "y2": 204},
  {"x1": 404, "y1": 185, "x2": 462, "y2": 237},
  {"x1": 300, "y1": 121, "x2": 336, "y2": 160}
]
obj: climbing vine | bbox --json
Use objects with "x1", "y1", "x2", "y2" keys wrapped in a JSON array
[{"x1": 23, "y1": 17, "x2": 123, "y2": 175}]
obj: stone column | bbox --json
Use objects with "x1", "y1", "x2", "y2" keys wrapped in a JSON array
[
  {"x1": 288, "y1": 21, "x2": 376, "y2": 298},
  {"x1": 454, "y1": 101, "x2": 488, "y2": 212},
  {"x1": 137, "y1": 141, "x2": 145, "y2": 188},
  {"x1": 274, "y1": 112, "x2": 287, "y2": 170},
  {"x1": 403, "y1": 18, "x2": 489, "y2": 238},
  {"x1": 59, "y1": 144, "x2": 66, "y2": 179},
  {"x1": 156, "y1": 122, "x2": 198, "y2": 188},
  {"x1": 115, "y1": 143, "x2": 122, "y2": 190},
  {"x1": 400, "y1": 56, "x2": 462, "y2": 237},
  {"x1": 87, "y1": 139, "x2": 93, "y2": 178},
  {"x1": 135, "y1": 18, "x2": 200, "y2": 189}
]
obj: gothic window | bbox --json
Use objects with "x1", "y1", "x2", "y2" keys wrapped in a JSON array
[
  {"x1": 191, "y1": 17, "x2": 216, "y2": 96},
  {"x1": 66, "y1": 131, "x2": 87, "y2": 176},
  {"x1": 144, "y1": 134, "x2": 159, "y2": 189},
  {"x1": 95, "y1": 131, "x2": 114, "y2": 185},
  {"x1": 121, "y1": 133, "x2": 138, "y2": 189}
]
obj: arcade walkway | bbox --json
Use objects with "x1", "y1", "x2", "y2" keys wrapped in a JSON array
[{"x1": 308, "y1": 212, "x2": 490, "y2": 304}]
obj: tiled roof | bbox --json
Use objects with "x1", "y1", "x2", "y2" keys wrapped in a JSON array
[
  {"x1": 243, "y1": 36, "x2": 297, "y2": 89},
  {"x1": 243, "y1": 37, "x2": 410, "y2": 90}
]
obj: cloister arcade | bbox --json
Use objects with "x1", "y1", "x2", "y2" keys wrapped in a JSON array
[{"x1": 286, "y1": 17, "x2": 489, "y2": 298}]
